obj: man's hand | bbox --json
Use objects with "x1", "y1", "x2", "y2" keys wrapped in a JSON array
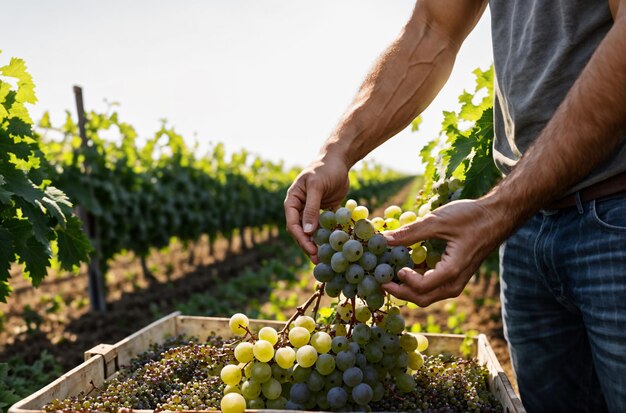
[
  {"x1": 284, "y1": 155, "x2": 350, "y2": 262},
  {"x1": 380, "y1": 198, "x2": 511, "y2": 306}
]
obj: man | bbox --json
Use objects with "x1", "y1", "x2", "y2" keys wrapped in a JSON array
[{"x1": 284, "y1": 1, "x2": 626, "y2": 412}]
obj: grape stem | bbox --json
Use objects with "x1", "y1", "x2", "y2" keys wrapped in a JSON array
[
  {"x1": 311, "y1": 282, "x2": 325, "y2": 321},
  {"x1": 279, "y1": 287, "x2": 325, "y2": 334}
]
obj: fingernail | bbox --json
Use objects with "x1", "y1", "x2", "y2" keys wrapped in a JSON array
[{"x1": 304, "y1": 223, "x2": 313, "y2": 233}]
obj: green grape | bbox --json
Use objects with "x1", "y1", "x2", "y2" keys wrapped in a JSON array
[
  {"x1": 266, "y1": 396, "x2": 288, "y2": 409},
  {"x1": 385, "y1": 314, "x2": 406, "y2": 334},
  {"x1": 331, "y1": 336, "x2": 350, "y2": 353},
  {"x1": 395, "y1": 372, "x2": 417, "y2": 393},
  {"x1": 352, "y1": 323, "x2": 371, "y2": 345},
  {"x1": 336, "y1": 301, "x2": 352, "y2": 321},
  {"x1": 294, "y1": 315, "x2": 317, "y2": 333},
  {"x1": 400, "y1": 333, "x2": 418, "y2": 352},
  {"x1": 411, "y1": 245, "x2": 427, "y2": 264},
  {"x1": 234, "y1": 342, "x2": 254, "y2": 363},
  {"x1": 345, "y1": 263, "x2": 365, "y2": 284},
  {"x1": 220, "y1": 364, "x2": 242, "y2": 386},
  {"x1": 319, "y1": 210, "x2": 336, "y2": 230},
  {"x1": 371, "y1": 216, "x2": 385, "y2": 231},
  {"x1": 351, "y1": 205, "x2": 369, "y2": 221},
  {"x1": 317, "y1": 243, "x2": 334, "y2": 264},
  {"x1": 384, "y1": 205, "x2": 402, "y2": 219},
  {"x1": 357, "y1": 275, "x2": 379, "y2": 296},
  {"x1": 329, "y1": 229, "x2": 350, "y2": 251},
  {"x1": 416, "y1": 333, "x2": 429, "y2": 352},
  {"x1": 354, "y1": 219, "x2": 376, "y2": 240},
  {"x1": 272, "y1": 363, "x2": 292, "y2": 382},
  {"x1": 250, "y1": 362, "x2": 272, "y2": 383},
  {"x1": 292, "y1": 365, "x2": 312, "y2": 383},
  {"x1": 330, "y1": 251, "x2": 349, "y2": 272},
  {"x1": 352, "y1": 382, "x2": 374, "y2": 405},
  {"x1": 399, "y1": 211, "x2": 417, "y2": 226},
  {"x1": 288, "y1": 327, "x2": 311, "y2": 348},
  {"x1": 335, "y1": 350, "x2": 356, "y2": 371},
  {"x1": 315, "y1": 353, "x2": 336, "y2": 375},
  {"x1": 313, "y1": 262, "x2": 335, "y2": 282},
  {"x1": 335, "y1": 207, "x2": 352, "y2": 225},
  {"x1": 367, "y1": 234, "x2": 387, "y2": 255},
  {"x1": 355, "y1": 306, "x2": 372, "y2": 322},
  {"x1": 342, "y1": 283, "x2": 358, "y2": 299},
  {"x1": 229, "y1": 313, "x2": 249, "y2": 336},
  {"x1": 365, "y1": 291, "x2": 385, "y2": 310},
  {"x1": 258, "y1": 326, "x2": 278, "y2": 345},
  {"x1": 274, "y1": 346, "x2": 296, "y2": 369},
  {"x1": 374, "y1": 263, "x2": 394, "y2": 283},
  {"x1": 261, "y1": 378, "x2": 282, "y2": 400},
  {"x1": 345, "y1": 199, "x2": 358, "y2": 211},
  {"x1": 224, "y1": 383, "x2": 242, "y2": 394},
  {"x1": 241, "y1": 379, "x2": 261, "y2": 399},
  {"x1": 342, "y1": 366, "x2": 364, "y2": 387},
  {"x1": 312, "y1": 228, "x2": 331, "y2": 245},
  {"x1": 310, "y1": 331, "x2": 332, "y2": 354},
  {"x1": 296, "y1": 345, "x2": 318, "y2": 368},
  {"x1": 253, "y1": 340, "x2": 275, "y2": 362},
  {"x1": 327, "y1": 386, "x2": 348, "y2": 409},
  {"x1": 384, "y1": 217, "x2": 400, "y2": 230},
  {"x1": 364, "y1": 342, "x2": 383, "y2": 363},
  {"x1": 247, "y1": 397, "x2": 265, "y2": 409},
  {"x1": 359, "y1": 251, "x2": 378, "y2": 271},
  {"x1": 307, "y1": 370, "x2": 326, "y2": 392},
  {"x1": 220, "y1": 392, "x2": 246, "y2": 413},
  {"x1": 342, "y1": 239, "x2": 364, "y2": 262},
  {"x1": 408, "y1": 350, "x2": 424, "y2": 370}
]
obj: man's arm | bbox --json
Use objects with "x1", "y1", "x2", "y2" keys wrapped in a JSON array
[
  {"x1": 383, "y1": 0, "x2": 626, "y2": 306},
  {"x1": 284, "y1": 0, "x2": 488, "y2": 260}
]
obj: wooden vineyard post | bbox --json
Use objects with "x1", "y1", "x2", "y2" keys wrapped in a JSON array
[{"x1": 74, "y1": 86, "x2": 107, "y2": 312}]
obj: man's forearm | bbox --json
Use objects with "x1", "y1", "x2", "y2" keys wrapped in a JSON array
[
  {"x1": 487, "y1": 4, "x2": 626, "y2": 227},
  {"x1": 320, "y1": 1, "x2": 486, "y2": 168}
]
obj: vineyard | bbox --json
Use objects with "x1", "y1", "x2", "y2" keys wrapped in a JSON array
[{"x1": 1, "y1": 52, "x2": 516, "y2": 413}]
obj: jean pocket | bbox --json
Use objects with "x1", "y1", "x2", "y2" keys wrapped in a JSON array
[{"x1": 591, "y1": 196, "x2": 626, "y2": 232}]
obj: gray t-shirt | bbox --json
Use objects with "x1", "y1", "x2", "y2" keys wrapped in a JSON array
[{"x1": 489, "y1": 0, "x2": 626, "y2": 195}]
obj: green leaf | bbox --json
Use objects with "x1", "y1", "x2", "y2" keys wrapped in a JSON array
[
  {"x1": 7, "y1": 117, "x2": 33, "y2": 139},
  {"x1": 14, "y1": 198, "x2": 52, "y2": 246},
  {"x1": 0, "y1": 226, "x2": 14, "y2": 302},
  {"x1": 411, "y1": 115, "x2": 422, "y2": 132},
  {"x1": 41, "y1": 186, "x2": 73, "y2": 226},
  {"x1": 444, "y1": 134, "x2": 477, "y2": 178},
  {"x1": 0, "y1": 57, "x2": 37, "y2": 104},
  {"x1": 56, "y1": 216, "x2": 92, "y2": 271},
  {"x1": 0, "y1": 167, "x2": 44, "y2": 204},
  {"x1": 0, "y1": 130, "x2": 32, "y2": 159},
  {"x1": 4, "y1": 218, "x2": 50, "y2": 286},
  {"x1": 461, "y1": 150, "x2": 501, "y2": 199}
]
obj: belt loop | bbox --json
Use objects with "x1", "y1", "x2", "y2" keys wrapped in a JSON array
[{"x1": 575, "y1": 191, "x2": 584, "y2": 214}]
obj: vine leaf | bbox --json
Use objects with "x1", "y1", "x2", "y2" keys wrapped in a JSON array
[
  {"x1": 0, "y1": 225, "x2": 13, "y2": 302},
  {"x1": 57, "y1": 216, "x2": 93, "y2": 271}
]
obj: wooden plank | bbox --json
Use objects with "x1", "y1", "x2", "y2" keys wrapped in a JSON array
[
  {"x1": 9, "y1": 355, "x2": 106, "y2": 413},
  {"x1": 477, "y1": 334, "x2": 526, "y2": 413},
  {"x1": 110, "y1": 311, "x2": 179, "y2": 375}
]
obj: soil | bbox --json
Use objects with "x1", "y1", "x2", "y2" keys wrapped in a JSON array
[{"x1": 1, "y1": 182, "x2": 517, "y2": 399}]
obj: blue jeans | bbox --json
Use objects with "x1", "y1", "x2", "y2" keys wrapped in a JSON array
[{"x1": 500, "y1": 193, "x2": 626, "y2": 413}]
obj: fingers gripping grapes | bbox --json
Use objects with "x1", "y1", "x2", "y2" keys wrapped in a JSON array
[
  {"x1": 284, "y1": 157, "x2": 350, "y2": 261},
  {"x1": 380, "y1": 199, "x2": 511, "y2": 306}
]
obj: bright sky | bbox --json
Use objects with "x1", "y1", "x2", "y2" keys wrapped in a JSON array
[{"x1": 1, "y1": 1, "x2": 493, "y2": 174}]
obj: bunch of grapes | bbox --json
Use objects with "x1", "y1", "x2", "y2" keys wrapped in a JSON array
[
  {"x1": 312, "y1": 200, "x2": 446, "y2": 301},
  {"x1": 219, "y1": 308, "x2": 430, "y2": 413}
]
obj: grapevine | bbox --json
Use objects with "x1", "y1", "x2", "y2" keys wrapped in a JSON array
[{"x1": 0, "y1": 52, "x2": 91, "y2": 302}]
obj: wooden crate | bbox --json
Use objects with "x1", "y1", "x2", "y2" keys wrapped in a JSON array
[{"x1": 9, "y1": 312, "x2": 525, "y2": 413}]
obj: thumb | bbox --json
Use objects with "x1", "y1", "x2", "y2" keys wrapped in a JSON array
[
  {"x1": 383, "y1": 215, "x2": 437, "y2": 246},
  {"x1": 302, "y1": 182, "x2": 323, "y2": 234}
]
